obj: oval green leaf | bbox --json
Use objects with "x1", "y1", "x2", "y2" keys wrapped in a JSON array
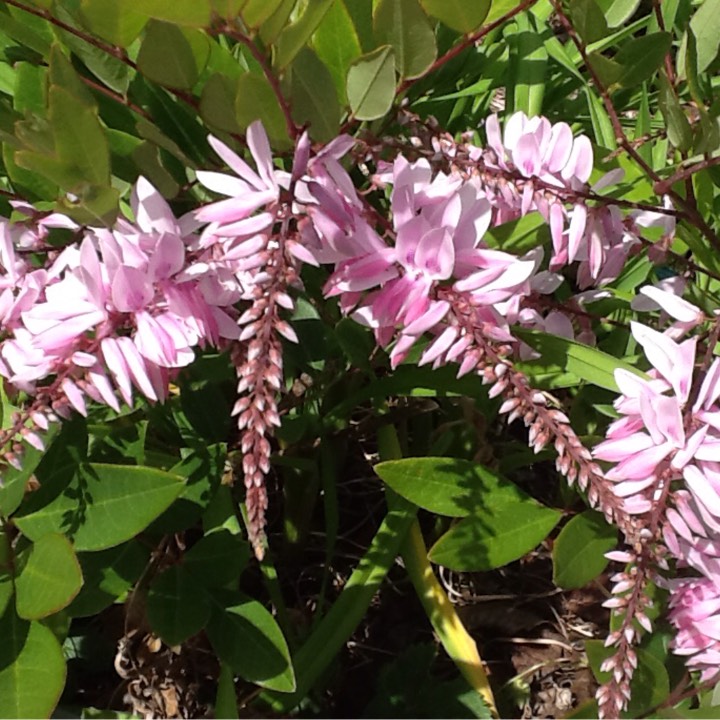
[
  {"x1": 15, "y1": 533, "x2": 83, "y2": 620},
  {"x1": 0, "y1": 610, "x2": 66, "y2": 719},
  {"x1": 80, "y1": 0, "x2": 149, "y2": 47},
  {"x1": 428, "y1": 503, "x2": 561, "y2": 571},
  {"x1": 137, "y1": 20, "x2": 199, "y2": 90},
  {"x1": 290, "y1": 48, "x2": 341, "y2": 142},
  {"x1": 207, "y1": 591, "x2": 295, "y2": 693},
  {"x1": 14, "y1": 463, "x2": 186, "y2": 551},
  {"x1": 235, "y1": 72, "x2": 289, "y2": 148},
  {"x1": 346, "y1": 45, "x2": 396, "y2": 121},
  {"x1": 375, "y1": 456, "x2": 533, "y2": 517},
  {"x1": 183, "y1": 529, "x2": 249, "y2": 587},
  {"x1": 552, "y1": 511, "x2": 617, "y2": 589},
  {"x1": 419, "y1": 0, "x2": 490, "y2": 32},
  {"x1": 374, "y1": 0, "x2": 437, "y2": 80},
  {"x1": 147, "y1": 566, "x2": 211, "y2": 646}
]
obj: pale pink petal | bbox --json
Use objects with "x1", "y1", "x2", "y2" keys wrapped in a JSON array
[
  {"x1": 61, "y1": 378, "x2": 87, "y2": 416},
  {"x1": 207, "y1": 135, "x2": 264, "y2": 191},
  {"x1": 247, "y1": 120, "x2": 275, "y2": 190},
  {"x1": 403, "y1": 300, "x2": 450, "y2": 336},
  {"x1": 196, "y1": 170, "x2": 252, "y2": 197},
  {"x1": 132, "y1": 177, "x2": 177, "y2": 235},
  {"x1": 567, "y1": 204, "x2": 587, "y2": 263},
  {"x1": 101, "y1": 337, "x2": 133, "y2": 406},
  {"x1": 111, "y1": 266, "x2": 153, "y2": 313},
  {"x1": 685, "y1": 465, "x2": 720, "y2": 518}
]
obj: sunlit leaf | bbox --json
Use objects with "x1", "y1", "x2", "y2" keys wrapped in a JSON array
[
  {"x1": 0, "y1": 609, "x2": 66, "y2": 719},
  {"x1": 15, "y1": 533, "x2": 83, "y2": 619},
  {"x1": 374, "y1": 0, "x2": 437, "y2": 80},
  {"x1": 552, "y1": 512, "x2": 617, "y2": 589},
  {"x1": 419, "y1": 0, "x2": 490, "y2": 32},
  {"x1": 346, "y1": 45, "x2": 396, "y2": 121}
]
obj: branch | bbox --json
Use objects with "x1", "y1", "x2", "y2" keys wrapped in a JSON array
[
  {"x1": 550, "y1": 0, "x2": 720, "y2": 254},
  {"x1": 218, "y1": 24, "x2": 300, "y2": 142},
  {"x1": 397, "y1": 0, "x2": 540, "y2": 96},
  {"x1": 654, "y1": 155, "x2": 720, "y2": 196}
]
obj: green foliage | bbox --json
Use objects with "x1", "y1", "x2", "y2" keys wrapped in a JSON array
[
  {"x1": 0, "y1": 1, "x2": 718, "y2": 717},
  {"x1": 552, "y1": 511, "x2": 617, "y2": 589}
]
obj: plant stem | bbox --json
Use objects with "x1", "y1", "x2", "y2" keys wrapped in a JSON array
[{"x1": 377, "y1": 423, "x2": 499, "y2": 719}]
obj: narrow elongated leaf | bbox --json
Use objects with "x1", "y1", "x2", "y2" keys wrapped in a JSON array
[
  {"x1": 80, "y1": 0, "x2": 149, "y2": 46},
  {"x1": 207, "y1": 591, "x2": 295, "y2": 692},
  {"x1": 290, "y1": 48, "x2": 340, "y2": 142},
  {"x1": 147, "y1": 566, "x2": 211, "y2": 646},
  {"x1": 264, "y1": 502, "x2": 416, "y2": 710},
  {"x1": 376, "y1": 456, "x2": 532, "y2": 518},
  {"x1": 428, "y1": 503, "x2": 561, "y2": 572},
  {"x1": 0, "y1": 610, "x2": 66, "y2": 719},
  {"x1": 374, "y1": 0, "x2": 437, "y2": 80},
  {"x1": 346, "y1": 45, "x2": 396, "y2": 121},
  {"x1": 513, "y1": 328, "x2": 648, "y2": 391},
  {"x1": 215, "y1": 663, "x2": 240, "y2": 719},
  {"x1": 688, "y1": 0, "x2": 720, "y2": 73},
  {"x1": 595, "y1": 0, "x2": 641, "y2": 26},
  {"x1": 137, "y1": 20, "x2": 199, "y2": 90},
  {"x1": 15, "y1": 533, "x2": 83, "y2": 619},
  {"x1": 612, "y1": 32, "x2": 671, "y2": 88},
  {"x1": 14, "y1": 464, "x2": 185, "y2": 551},
  {"x1": 419, "y1": 0, "x2": 490, "y2": 32},
  {"x1": 312, "y1": 0, "x2": 361, "y2": 102},
  {"x1": 274, "y1": 0, "x2": 335, "y2": 70},
  {"x1": 552, "y1": 512, "x2": 617, "y2": 589},
  {"x1": 569, "y1": 0, "x2": 608, "y2": 43}
]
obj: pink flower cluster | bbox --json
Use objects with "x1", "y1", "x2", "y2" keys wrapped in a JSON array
[{"x1": 592, "y1": 289, "x2": 720, "y2": 686}]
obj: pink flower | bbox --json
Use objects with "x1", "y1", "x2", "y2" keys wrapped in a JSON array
[{"x1": 665, "y1": 576, "x2": 720, "y2": 681}]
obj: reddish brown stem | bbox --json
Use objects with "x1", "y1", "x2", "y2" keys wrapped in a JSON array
[{"x1": 218, "y1": 24, "x2": 299, "y2": 142}]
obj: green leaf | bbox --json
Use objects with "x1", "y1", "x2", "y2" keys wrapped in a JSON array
[
  {"x1": 552, "y1": 512, "x2": 617, "y2": 589},
  {"x1": 263, "y1": 501, "x2": 416, "y2": 711},
  {"x1": 200, "y1": 73, "x2": 242, "y2": 133},
  {"x1": 234, "y1": 72, "x2": 290, "y2": 147},
  {"x1": 215, "y1": 662, "x2": 240, "y2": 719},
  {"x1": 147, "y1": 566, "x2": 211, "y2": 646},
  {"x1": 586, "y1": 640, "x2": 670, "y2": 716},
  {"x1": 290, "y1": 47, "x2": 340, "y2": 142},
  {"x1": 68, "y1": 541, "x2": 149, "y2": 617},
  {"x1": 312, "y1": 0, "x2": 361, "y2": 102},
  {"x1": 137, "y1": 20, "x2": 199, "y2": 90},
  {"x1": 80, "y1": 0, "x2": 149, "y2": 46},
  {"x1": 688, "y1": 0, "x2": 720, "y2": 73},
  {"x1": 419, "y1": 0, "x2": 490, "y2": 32},
  {"x1": 375, "y1": 456, "x2": 531, "y2": 518},
  {"x1": 15, "y1": 533, "x2": 83, "y2": 620},
  {"x1": 594, "y1": 0, "x2": 641, "y2": 27},
  {"x1": 241, "y1": 0, "x2": 284, "y2": 29},
  {"x1": 13, "y1": 62, "x2": 47, "y2": 115},
  {"x1": 428, "y1": 502, "x2": 561, "y2": 572},
  {"x1": 569, "y1": 0, "x2": 608, "y2": 43},
  {"x1": 183, "y1": 529, "x2": 249, "y2": 587},
  {"x1": 658, "y1": 72, "x2": 692, "y2": 152},
  {"x1": 374, "y1": 0, "x2": 437, "y2": 80},
  {"x1": 211, "y1": 0, "x2": 244, "y2": 18},
  {"x1": 513, "y1": 328, "x2": 648, "y2": 392},
  {"x1": 49, "y1": 85, "x2": 110, "y2": 186},
  {"x1": 207, "y1": 591, "x2": 295, "y2": 693},
  {"x1": 508, "y1": 13, "x2": 548, "y2": 118},
  {"x1": 0, "y1": 610, "x2": 66, "y2": 719},
  {"x1": 14, "y1": 463, "x2": 185, "y2": 551},
  {"x1": 612, "y1": 32, "x2": 671, "y2": 89},
  {"x1": 274, "y1": 0, "x2": 335, "y2": 70},
  {"x1": 140, "y1": 0, "x2": 211, "y2": 26},
  {"x1": 346, "y1": 45, "x2": 396, "y2": 121},
  {"x1": 0, "y1": 425, "x2": 59, "y2": 518}
]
